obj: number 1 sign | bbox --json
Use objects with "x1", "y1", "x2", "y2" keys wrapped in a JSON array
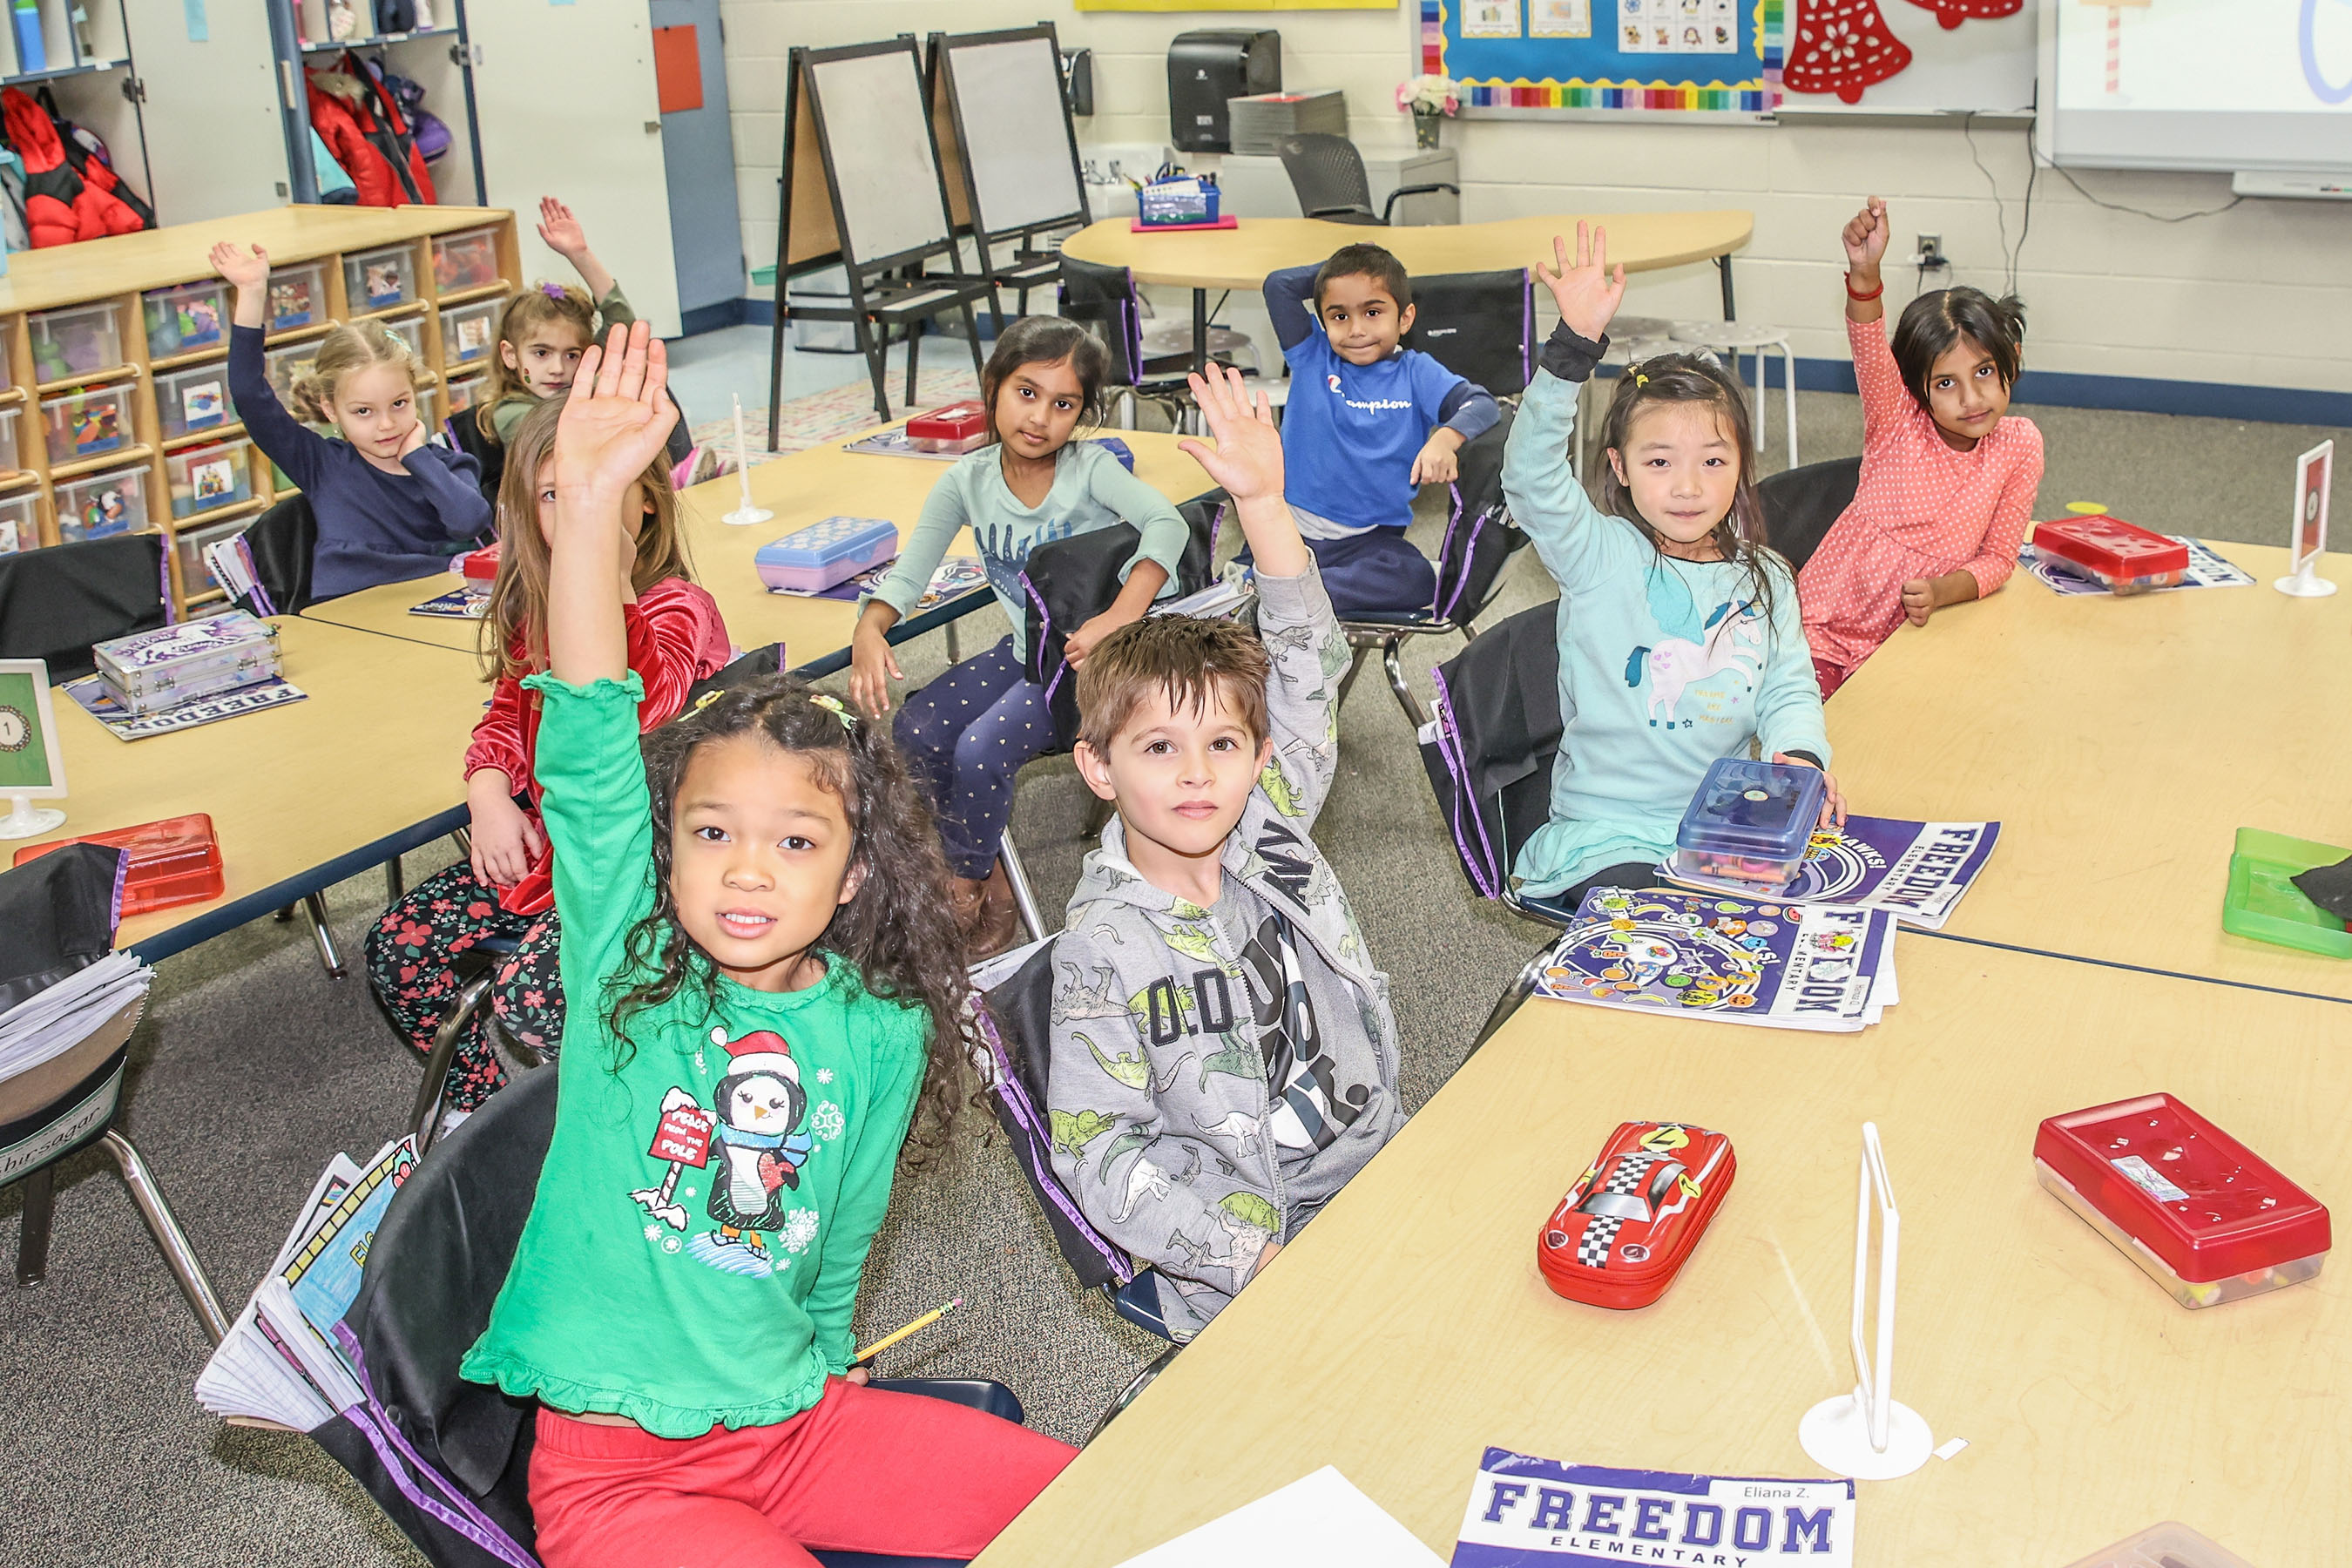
[
  {"x1": 0, "y1": 659, "x2": 67, "y2": 841},
  {"x1": 2276, "y1": 439, "x2": 2335, "y2": 598}
]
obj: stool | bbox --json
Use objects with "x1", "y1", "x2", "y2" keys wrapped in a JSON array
[{"x1": 1668, "y1": 320, "x2": 1800, "y2": 468}]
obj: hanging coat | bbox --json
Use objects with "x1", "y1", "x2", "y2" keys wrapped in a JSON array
[
  {"x1": 0, "y1": 87, "x2": 146, "y2": 247},
  {"x1": 306, "y1": 55, "x2": 435, "y2": 208}
]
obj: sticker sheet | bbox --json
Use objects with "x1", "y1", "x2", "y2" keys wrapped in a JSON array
[
  {"x1": 1663, "y1": 815, "x2": 2000, "y2": 930},
  {"x1": 1531, "y1": 887, "x2": 1899, "y2": 1032},
  {"x1": 1453, "y1": 1449, "x2": 1856, "y2": 1567}
]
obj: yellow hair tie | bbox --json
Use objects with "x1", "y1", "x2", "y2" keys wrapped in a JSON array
[
  {"x1": 810, "y1": 693, "x2": 856, "y2": 730},
  {"x1": 692, "y1": 688, "x2": 723, "y2": 713},
  {"x1": 1632, "y1": 370, "x2": 1649, "y2": 386}
]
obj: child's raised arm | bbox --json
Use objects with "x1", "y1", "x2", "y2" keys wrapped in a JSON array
[
  {"x1": 538, "y1": 197, "x2": 618, "y2": 303},
  {"x1": 1180, "y1": 362, "x2": 1305, "y2": 577},
  {"x1": 210, "y1": 242, "x2": 269, "y2": 330},
  {"x1": 1505, "y1": 224, "x2": 1626, "y2": 593},
  {"x1": 547, "y1": 322, "x2": 679, "y2": 686},
  {"x1": 1841, "y1": 196, "x2": 1889, "y2": 327}
]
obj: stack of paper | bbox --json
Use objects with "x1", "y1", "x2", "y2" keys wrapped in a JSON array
[
  {"x1": 1227, "y1": 91, "x2": 1348, "y2": 156},
  {"x1": 1532, "y1": 886, "x2": 1898, "y2": 1032},
  {"x1": 0, "y1": 951, "x2": 152, "y2": 1085},
  {"x1": 1662, "y1": 815, "x2": 1999, "y2": 931},
  {"x1": 1154, "y1": 569, "x2": 1256, "y2": 624},
  {"x1": 196, "y1": 1137, "x2": 417, "y2": 1431}
]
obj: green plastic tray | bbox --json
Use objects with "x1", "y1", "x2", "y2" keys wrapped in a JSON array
[{"x1": 2222, "y1": 827, "x2": 2352, "y2": 959}]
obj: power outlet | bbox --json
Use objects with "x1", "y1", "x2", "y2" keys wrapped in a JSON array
[{"x1": 1916, "y1": 233, "x2": 1947, "y2": 270}]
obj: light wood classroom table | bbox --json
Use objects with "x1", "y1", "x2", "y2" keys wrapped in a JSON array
[
  {"x1": 977, "y1": 939, "x2": 2350, "y2": 1567},
  {"x1": 301, "y1": 425, "x2": 1219, "y2": 675},
  {"x1": 1830, "y1": 538, "x2": 2352, "y2": 1004},
  {"x1": 1058, "y1": 211, "x2": 1755, "y2": 369},
  {"x1": 17, "y1": 618, "x2": 482, "y2": 961}
]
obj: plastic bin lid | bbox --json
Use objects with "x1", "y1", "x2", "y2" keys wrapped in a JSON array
[
  {"x1": 754, "y1": 516, "x2": 897, "y2": 568},
  {"x1": 1674, "y1": 757, "x2": 1826, "y2": 862},
  {"x1": 2035, "y1": 1092, "x2": 2331, "y2": 1283},
  {"x1": 906, "y1": 402, "x2": 989, "y2": 440},
  {"x1": 2031, "y1": 515, "x2": 2190, "y2": 578}
]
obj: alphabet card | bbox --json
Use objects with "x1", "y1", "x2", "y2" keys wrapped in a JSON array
[{"x1": 1453, "y1": 1449, "x2": 1855, "y2": 1566}]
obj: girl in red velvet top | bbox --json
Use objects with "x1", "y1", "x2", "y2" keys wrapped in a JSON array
[
  {"x1": 1799, "y1": 196, "x2": 2045, "y2": 697},
  {"x1": 363, "y1": 394, "x2": 731, "y2": 1118}
]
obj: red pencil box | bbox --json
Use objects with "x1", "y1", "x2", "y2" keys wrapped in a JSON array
[
  {"x1": 13, "y1": 813, "x2": 224, "y2": 916},
  {"x1": 2035, "y1": 1092, "x2": 2330, "y2": 1308},
  {"x1": 1538, "y1": 1120, "x2": 1735, "y2": 1309},
  {"x1": 457, "y1": 541, "x2": 501, "y2": 591},
  {"x1": 903, "y1": 402, "x2": 990, "y2": 454},
  {"x1": 2031, "y1": 515, "x2": 2190, "y2": 595}
]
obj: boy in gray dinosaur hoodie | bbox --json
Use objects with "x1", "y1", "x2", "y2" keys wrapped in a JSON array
[{"x1": 1046, "y1": 362, "x2": 1406, "y2": 1342}]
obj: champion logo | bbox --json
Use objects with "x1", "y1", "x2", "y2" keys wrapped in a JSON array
[{"x1": 1327, "y1": 373, "x2": 1342, "y2": 392}]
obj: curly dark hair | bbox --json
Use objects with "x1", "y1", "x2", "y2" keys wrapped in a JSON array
[
  {"x1": 604, "y1": 675, "x2": 977, "y2": 1166},
  {"x1": 1594, "y1": 351, "x2": 1787, "y2": 625}
]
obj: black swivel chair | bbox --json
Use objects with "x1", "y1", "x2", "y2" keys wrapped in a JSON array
[
  {"x1": 0, "y1": 531, "x2": 168, "y2": 680},
  {"x1": 1756, "y1": 455, "x2": 1862, "y2": 573},
  {"x1": 1274, "y1": 133, "x2": 1460, "y2": 226}
]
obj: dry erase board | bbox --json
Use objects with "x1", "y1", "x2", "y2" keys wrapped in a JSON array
[
  {"x1": 1419, "y1": 0, "x2": 1785, "y2": 118},
  {"x1": 807, "y1": 49, "x2": 953, "y2": 264},
  {"x1": 942, "y1": 35, "x2": 1086, "y2": 233}
]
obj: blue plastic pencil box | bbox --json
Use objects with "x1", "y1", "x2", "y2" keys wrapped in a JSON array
[{"x1": 754, "y1": 517, "x2": 899, "y2": 594}]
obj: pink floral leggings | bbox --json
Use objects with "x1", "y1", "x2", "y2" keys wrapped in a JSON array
[{"x1": 363, "y1": 860, "x2": 566, "y2": 1111}]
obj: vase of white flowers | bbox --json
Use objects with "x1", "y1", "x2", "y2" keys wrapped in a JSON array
[{"x1": 1396, "y1": 73, "x2": 1458, "y2": 150}]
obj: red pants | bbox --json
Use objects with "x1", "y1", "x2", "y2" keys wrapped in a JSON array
[{"x1": 529, "y1": 1378, "x2": 1075, "y2": 1567}]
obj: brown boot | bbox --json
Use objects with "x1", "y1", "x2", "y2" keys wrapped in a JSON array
[
  {"x1": 947, "y1": 875, "x2": 991, "y2": 947},
  {"x1": 970, "y1": 859, "x2": 1024, "y2": 958}
]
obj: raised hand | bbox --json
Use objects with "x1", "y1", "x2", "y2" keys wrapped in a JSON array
[
  {"x1": 1177, "y1": 362, "x2": 1284, "y2": 504},
  {"x1": 1537, "y1": 221, "x2": 1625, "y2": 345},
  {"x1": 552, "y1": 322, "x2": 678, "y2": 505},
  {"x1": 208, "y1": 241, "x2": 269, "y2": 293},
  {"x1": 537, "y1": 197, "x2": 587, "y2": 260},
  {"x1": 1842, "y1": 197, "x2": 1890, "y2": 274}
]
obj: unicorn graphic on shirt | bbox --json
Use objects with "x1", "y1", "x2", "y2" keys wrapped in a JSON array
[{"x1": 1624, "y1": 575, "x2": 1765, "y2": 728}]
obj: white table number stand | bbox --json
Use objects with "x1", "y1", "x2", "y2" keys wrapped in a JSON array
[
  {"x1": 723, "y1": 393, "x2": 774, "y2": 527},
  {"x1": 1801, "y1": 1122, "x2": 1936, "y2": 1480}
]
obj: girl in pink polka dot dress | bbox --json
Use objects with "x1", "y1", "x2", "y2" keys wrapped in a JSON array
[{"x1": 1799, "y1": 196, "x2": 2044, "y2": 698}]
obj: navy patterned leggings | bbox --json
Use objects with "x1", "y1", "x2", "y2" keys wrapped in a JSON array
[
  {"x1": 892, "y1": 638, "x2": 1054, "y2": 880},
  {"x1": 364, "y1": 860, "x2": 566, "y2": 1111}
]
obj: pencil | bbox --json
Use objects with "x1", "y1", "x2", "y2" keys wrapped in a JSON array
[{"x1": 853, "y1": 1297, "x2": 962, "y2": 1364}]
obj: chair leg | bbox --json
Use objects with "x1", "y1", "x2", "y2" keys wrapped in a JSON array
[
  {"x1": 103, "y1": 1132, "x2": 230, "y2": 1344},
  {"x1": 303, "y1": 893, "x2": 346, "y2": 979},
  {"x1": 1469, "y1": 948, "x2": 1554, "y2": 1058},
  {"x1": 944, "y1": 618, "x2": 962, "y2": 663},
  {"x1": 1382, "y1": 636, "x2": 1427, "y2": 728},
  {"x1": 411, "y1": 969, "x2": 497, "y2": 1156},
  {"x1": 998, "y1": 830, "x2": 1048, "y2": 943},
  {"x1": 452, "y1": 827, "x2": 472, "y2": 859},
  {"x1": 1087, "y1": 1343, "x2": 1180, "y2": 1445},
  {"x1": 14, "y1": 1163, "x2": 54, "y2": 1287},
  {"x1": 1335, "y1": 641, "x2": 1375, "y2": 710},
  {"x1": 384, "y1": 853, "x2": 404, "y2": 904},
  {"x1": 1781, "y1": 341, "x2": 1800, "y2": 470}
]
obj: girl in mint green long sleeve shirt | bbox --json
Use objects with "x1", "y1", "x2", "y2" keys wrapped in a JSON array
[
  {"x1": 1501, "y1": 226, "x2": 1841, "y2": 905},
  {"x1": 461, "y1": 324, "x2": 1071, "y2": 1566}
]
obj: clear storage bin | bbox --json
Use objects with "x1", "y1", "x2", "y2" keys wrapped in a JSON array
[
  {"x1": 56, "y1": 463, "x2": 149, "y2": 542},
  {"x1": 431, "y1": 226, "x2": 502, "y2": 292},
  {"x1": 166, "y1": 437, "x2": 253, "y2": 518},
  {"x1": 0, "y1": 321, "x2": 12, "y2": 395},
  {"x1": 41, "y1": 383, "x2": 133, "y2": 464},
  {"x1": 440, "y1": 298, "x2": 501, "y2": 364},
  {"x1": 267, "y1": 260, "x2": 327, "y2": 331},
  {"x1": 143, "y1": 280, "x2": 231, "y2": 356},
  {"x1": 0, "y1": 492, "x2": 32, "y2": 554},
  {"x1": 445, "y1": 372, "x2": 485, "y2": 413},
  {"x1": 156, "y1": 362, "x2": 237, "y2": 440},
  {"x1": 415, "y1": 385, "x2": 438, "y2": 430},
  {"x1": 266, "y1": 341, "x2": 321, "y2": 411},
  {"x1": 346, "y1": 243, "x2": 417, "y2": 312},
  {"x1": 29, "y1": 301, "x2": 125, "y2": 382},
  {"x1": 175, "y1": 516, "x2": 251, "y2": 596},
  {"x1": 380, "y1": 314, "x2": 426, "y2": 360},
  {"x1": 0, "y1": 406, "x2": 19, "y2": 476}
]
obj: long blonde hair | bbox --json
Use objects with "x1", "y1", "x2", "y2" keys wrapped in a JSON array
[
  {"x1": 478, "y1": 394, "x2": 694, "y2": 681},
  {"x1": 287, "y1": 319, "x2": 426, "y2": 424},
  {"x1": 474, "y1": 282, "x2": 598, "y2": 440}
]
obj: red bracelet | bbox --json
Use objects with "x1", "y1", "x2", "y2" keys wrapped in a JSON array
[{"x1": 1844, "y1": 273, "x2": 1884, "y2": 301}]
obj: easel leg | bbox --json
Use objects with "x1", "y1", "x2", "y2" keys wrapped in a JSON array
[
  {"x1": 905, "y1": 319, "x2": 923, "y2": 411},
  {"x1": 962, "y1": 299, "x2": 986, "y2": 383},
  {"x1": 855, "y1": 314, "x2": 890, "y2": 426}
]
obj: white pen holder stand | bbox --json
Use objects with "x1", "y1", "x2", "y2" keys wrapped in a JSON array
[
  {"x1": 2274, "y1": 562, "x2": 2337, "y2": 598},
  {"x1": 721, "y1": 393, "x2": 773, "y2": 527},
  {"x1": 0, "y1": 793, "x2": 65, "y2": 839},
  {"x1": 1800, "y1": 1122, "x2": 1935, "y2": 1480}
]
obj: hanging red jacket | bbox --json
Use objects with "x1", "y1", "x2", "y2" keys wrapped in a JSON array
[
  {"x1": 306, "y1": 54, "x2": 435, "y2": 208},
  {"x1": 2, "y1": 87, "x2": 146, "y2": 247}
]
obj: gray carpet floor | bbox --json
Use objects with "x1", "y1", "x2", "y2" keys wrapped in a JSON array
[{"x1": 2, "y1": 389, "x2": 2342, "y2": 1567}]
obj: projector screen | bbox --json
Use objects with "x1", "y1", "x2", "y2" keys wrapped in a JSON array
[{"x1": 2038, "y1": 0, "x2": 2352, "y2": 172}]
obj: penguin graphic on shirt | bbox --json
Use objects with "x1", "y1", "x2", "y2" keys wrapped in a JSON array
[{"x1": 704, "y1": 1026, "x2": 814, "y2": 1254}]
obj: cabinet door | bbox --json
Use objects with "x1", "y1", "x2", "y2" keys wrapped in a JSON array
[
  {"x1": 463, "y1": 0, "x2": 679, "y2": 332},
  {"x1": 122, "y1": 0, "x2": 287, "y2": 221}
]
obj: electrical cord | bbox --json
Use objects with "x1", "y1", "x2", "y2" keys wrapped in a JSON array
[{"x1": 2050, "y1": 163, "x2": 2243, "y2": 224}]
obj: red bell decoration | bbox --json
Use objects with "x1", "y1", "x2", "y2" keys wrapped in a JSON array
[
  {"x1": 1907, "y1": 0, "x2": 2024, "y2": 28},
  {"x1": 1784, "y1": 0, "x2": 1915, "y2": 104}
]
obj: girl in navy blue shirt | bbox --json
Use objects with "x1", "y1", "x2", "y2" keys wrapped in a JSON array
[{"x1": 211, "y1": 241, "x2": 490, "y2": 601}]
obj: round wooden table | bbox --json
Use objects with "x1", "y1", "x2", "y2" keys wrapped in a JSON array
[{"x1": 1060, "y1": 210, "x2": 1756, "y2": 368}]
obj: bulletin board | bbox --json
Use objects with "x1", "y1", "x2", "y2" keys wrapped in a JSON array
[{"x1": 1419, "y1": 0, "x2": 1786, "y2": 118}]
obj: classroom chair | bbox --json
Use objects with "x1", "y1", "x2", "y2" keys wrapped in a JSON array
[
  {"x1": 442, "y1": 410, "x2": 505, "y2": 503},
  {"x1": 1332, "y1": 407, "x2": 1529, "y2": 729},
  {"x1": 408, "y1": 934, "x2": 530, "y2": 1157},
  {"x1": 3, "y1": 844, "x2": 231, "y2": 1344},
  {"x1": 314, "y1": 1061, "x2": 1037, "y2": 1568},
  {"x1": 993, "y1": 491, "x2": 1227, "y2": 943},
  {"x1": 1058, "y1": 255, "x2": 1245, "y2": 432},
  {"x1": 1401, "y1": 268, "x2": 1536, "y2": 400},
  {"x1": 1755, "y1": 455, "x2": 1862, "y2": 573},
  {"x1": 1273, "y1": 133, "x2": 1460, "y2": 226},
  {"x1": 230, "y1": 494, "x2": 316, "y2": 617},
  {"x1": 975, "y1": 942, "x2": 1182, "y2": 1440},
  {"x1": 0, "y1": 531, "x2": 167, "y2": 681}
]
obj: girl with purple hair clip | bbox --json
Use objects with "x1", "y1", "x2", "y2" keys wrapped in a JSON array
[{"x1": 476, "y1": 197, "x2": 641, "y2": 446}]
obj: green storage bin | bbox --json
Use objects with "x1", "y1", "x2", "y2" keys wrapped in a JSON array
[{"x1": 2222, "y1": 828, "x2": 2352, "y2": 959}]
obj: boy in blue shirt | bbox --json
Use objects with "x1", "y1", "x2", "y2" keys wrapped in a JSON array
[{"x1": 1263, "y1": 242, "x2": 1500, "y2": 615}]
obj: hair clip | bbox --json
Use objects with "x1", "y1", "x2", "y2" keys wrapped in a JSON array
[
  {"x1": 1632, "y1": 370, "x2": 1649, "y2": 386},
  {"x1": 541, "y1": 282, "x2": 568, "y2": 301},
  {"x1": 810, "y1": 693, "x2": 855, "y2": 730},
  {"x1": 692, "y1": 688, "x2": 724, "y2": 713}
]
